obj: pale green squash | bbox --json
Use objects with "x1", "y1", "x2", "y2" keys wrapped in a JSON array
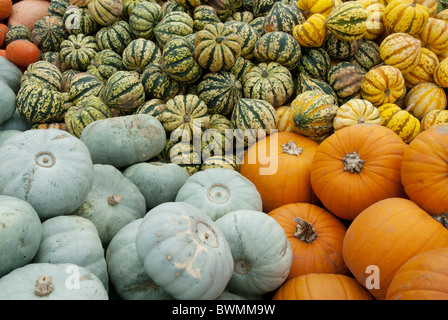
[
  {"x1": 0, "y1": 110, "x2": 31, "y2": 132},
  {"x1": 0, "y1": 130, "x2": 21, "y2": 146},
  {"x1": 0, "y1": 56, "x2": 23, "y2": 94},
  {"x1": 0, "y1": 80, "x2": 17, "y2": 126}
]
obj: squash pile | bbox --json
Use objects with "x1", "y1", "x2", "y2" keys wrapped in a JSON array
[{"x1": 1, "y1": 0, "x2": 448, "y2": 301}]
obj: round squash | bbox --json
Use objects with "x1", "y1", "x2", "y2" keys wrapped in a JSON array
[
  {"x1": 417, "y1": 17, "x2": 448, "y2": 56},
  {"x1": 403, "y1": 47, "x2": 439, "y2": 88},
  {"x1": 378, "y1": 103, "x2": 421, "y2": 143},
  {"x1": 333, "y1": 98, "x2": 382, "y2": 131},
  {"x1": 383, "y1": 0, "x2": 429, "y2": 36},
  {"x1": 0, "y1": 79, "x2": 16, "y2": 126},
  {"x1": 420, "y1": 109, "x2": 448, "y2": 130},
  {"x1": 102, "y1": 71, "x2": 145, "y2": 112},
  {"x1": 379, "y1": 32, "x2": 422, "y2": 74},
  {"x1": 404, "y1": 82, "x2": 447, "y2": 119},
  {"x1": 434, "y1": 56, "x2": 448, "y2": 88},
  {"x1": 324, "y1": 2, "x2": 368, "y2": 42}
]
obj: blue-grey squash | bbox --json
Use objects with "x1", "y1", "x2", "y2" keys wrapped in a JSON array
[
  {"x1": 0, "y1": 79, "x2": 17, "y2": 126},
  {"x1": 0, "y1": 110, "x2": 31, "y2": 132},
  {"x1": 73, "y1": 164, "x2": 147, "y2": 246},
  {"x1": 0, "y1": 129, "x2": 94, "y2": 220},
  {"x1": 215, "y1": 209, "x2": 293, "y2": 296},
  {"x1": 123, "y1": 161, "x2": 190, "y2": 210},
  {"x1": 106, "y1": 219, "x2": 173, "y2": 300},
  {"x1": 0, "y1": 195, "x2": 42, "y2": 278},
  {"x1": 135, "y1": 201, "x2": 234, "y2": 300},
  {"x1": 0, "y1": 263, "x2": 108, "y2": 300},
  {"x1": 175, "y1": 168, "x2": 263, "y2": 221},
  {"x1": 32, "y1": 215, "x2": 109, "y2": 291},
  {"x1": 80, "y1": 114, "x2": 167, "y2": 168},
  {"x1": 0, "y1": 56, "x2": 23, "y2": 94},
  {"x1": 0, "y1": 130, "x2": 21, "y2": 146}
]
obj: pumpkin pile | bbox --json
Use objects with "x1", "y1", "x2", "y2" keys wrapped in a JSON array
[{"x1": 0, "y1": 0, "x2": 448, "y2": 301}]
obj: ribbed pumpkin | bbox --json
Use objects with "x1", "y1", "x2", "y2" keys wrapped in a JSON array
[
  {"x1": 161, "y1": 36, "x2": 202, "y2": 84},
  {"x1": 276, "y1": 105, "x2": 294, "y2": 132},
  {"x1": 379, "y1": 32, "x2": 422, "y2": 74},
  {"x1": 141, "y1": 63, "x2": 187, "y2": 102},
  {"x1": 403, "y1": 47, "x2": 439, "y2": 88},
  {"x1": 224, "y1": 21, "x2": 258, "y2": 60},
  {"x1": 5, "y1": 25, "x2": 32, "y2": 46},
  {"x1": 31, "y1": 16, "x2": 68, "y2": 53},
  {"x1": 421, "y1": 109, "x2": 448, "y2": 130},
  {"x1": 65, "y1": 96, "x2": 112, "y2": 138},
  {"x1": 342, "y1": 197, "x2": 448, "y2": 300},
  {"x1": 360, "y1": 65, "x2": 406, "y2": 107},
  {"x1": 68, "y1": 72, "x2": 105, "y2": 103},
  {"x1": 404, "y1": 82, "x2": 447, "y2": 119},
  {"x1": 290, "y1": 90, "x2": 339, "y2": 141},
  {"x1": 87, "y1": 0, "x2": 123, "y2": 26},
  {"x1": 61, "y1": 69, "x2": 80, "y2": 92},
  {"x1": 400, "y1": 123, "x2": 448, "y2": 215},
  {"x1": 161, "y1": 94, "x2": 210, "y2": 142},
  {"x1": 193, "y1": 5, "x2": 221, "y2": 32},
  {"x1": 333, "y1": 98, "x2": 382, "y2": 131},
  {"x1": 21, "y1": 60, "x2": 63, "y2": 92},
  {"x1": 197, "y1": 71, "x2": 243, "y2": 116},
  {"x1": 434, "y1": 56, "x2": 448, "y2": 88},
  {"x1": 363, "y1": 2, "x2": 385, "y2": 40},
  {"x1": 327, "y1": 62, "x2": 366, "y2": 104},
  {"x1": 86, "y1": 49, "x2": 122, "y2": 83},
  {"x1": 230, "y1": 56, "x2": 255, "y2": 82},
  {"x1": 47, "y1": 0, "x2": 70, "y2": 18},
  {"x1": 95, "y1": 20, "x2": 134, "y2": 55},
  {"x1": 268, "y1": 203, "x2": 350, "y2": 280},
  {"x1": 200, "y1": 154, "x2": 240, "y2": 171},
  {"x1": 175, "y1": 0, "x2": 208, "y2": 9},
  {"x1": 323, "y1": 33, "x2": 361, "y2": 61},
  {"x1": 59, "y1": 34, "x2": 99, "y2": 71},
  {"x1": 378, "y1": 103, "x2": 421, "y2": 143},
  {"x1": 154, "y1": 11, "x2": 194, "y2": 48},
  {"x1": 310, "y1": 124, "x2": 407, "y2": 221},
  {"x1": 240, "y1": 132, "x2": 319, "y2": 212},
  {"x1": 292, "y1": 13, "x2": 327, "y2": 48},
  {"x1": 324, "y1": 2, "x2": 368, "y2": 42},
  {"x1": 206, "y1": 0, "x2": 243, "y2": 21},
  {"x1": 296, "y1": 0, "x2": 335, "y2": 18},
  {"x1": 242, "y1": 61, "x2": 294, "y2": 108},
  {"x1": 253, "y1": 31, "x2": 302, "y2": 70},
  {"x1": 230, "y1": 98, "x2": 278, "y2": 147},
  {"x1": 162, "y1": 140, "x2": 202, "y2": 176},
  {"x1": 349, "y1": 40, "x2": 382, "y2": 71},
  {"x1": 298, "y1": 47, "x2": 331, "y2": 82},
  {"x1": 383, "y1": 0, "x2": 429, "y2": 36},
  {"x1": 193, "y1": 23, "x2": 242, "y2": 73},
  {"x1": 134, "y1": 98, "x2": 166, "y2": 122},
  {"x1": 121, "y1": 38, "x2": 162, "y2": 74},
  {"x1": 102, "y1": 71, "x2": 145, "y2": 112},
  {"x1": 262, "y1": 1, "x2": 305, "y2": 34},
  {"x1": 417, "y1": 18, "x2": 448, "y2": 56},
  {"x1": 63, "y1": 4, "x2": 100, "y2": 36},
  {"x1": 128, "y1": 1, "x2": 164, "y2": 40}
]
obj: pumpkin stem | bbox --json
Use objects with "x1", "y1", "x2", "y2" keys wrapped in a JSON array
[
  {"x1": 282, "y1": 140, "x2": 303, "y2": 156},
  {"x1": 293, "y1": 217, "x2": 317, "y2": 243},
  {"x1": 183, "y1": 114, "x2": 191, "y2": 123},
  {"x1": 433, "y1": 212, "x2": 448, "y2": 229},
  {"x1": 34, "y1": 275, "x2": 55, "y2": 297},
  {"x1": 357, "y1": 117, "x2": 365, "y2": 124},
  {"x1": 342, "y1": 151, "x2": 365, "y2": 173},
  {"x1": 108, "y1": 194, "x2": 122, "y2": 206}
]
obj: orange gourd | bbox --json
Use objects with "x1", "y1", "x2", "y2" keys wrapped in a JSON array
[
  {"x1": 0, "y1": 0, "x2": 12, "y2": 20},
  {"x1": 310, "y1": 124, "x2": 407, "y2": 221},
  {"x1": 401, "y1": 123, "x2": 448, "y2": 216},
  {"x1": 268, "y1": 203, "x2": 350, "y2": 280},
  {"x1": 5, "y1": 39, "x2": 40, "y2": 67},
  {"x1": 7, "y1": 1, "x2": 50, "y2": 31},
  {"x1": 343, "y1": 197, "x2": 448, "y2": 300},
  {"x1": 0, "y1": 24, "x2": 8, "y2": 48},
  {"x1": 272, "y1": 273, "x2": 374, "y2": 300},
  {"x1": 387, "y1": 247, "x2": 448, "y2": 300},
  {"x1": 240, "y1": 131, "x2": 319, "y2": 213}
]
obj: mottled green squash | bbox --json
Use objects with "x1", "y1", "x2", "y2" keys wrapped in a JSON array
[
  {"x1": 31, "y1": 15, "x2": 68, "y2": 53},
  {"x1": 161, "y1": 140, "x2": 202, "y2": 175},
  {"x1": 349, "y1": 40, "x2": 382, "y2": 72},
  {"x1": 102, "y1": 71, "x2": 146, "y2": 112},
  {"x1": 128, "y1": 1, "x2": 165, "y2": 40},
  {"x1": 47, "y1": 0, "x2": 70, "y2": 18},
  {"x1": 68, "y1": 72, "x2": 105, "y2": 104},
  {"x1": 296, "y1": 72, "x2": 337, "y2": 101},
  {"x1": 323, "y1": 33, "x2": 362, "y2": 61},
  {"x1": 324, "y1": 2, "x2": 368, "y2": 41},
  {"x1": 20, "y1": 60, "x2": 63, "y2": 92},
  {"x1": 134, "y1": 98, "x2": 166, "y2": 122},
  {"x1": 95, "y1": 20, "x2": 134, "y2": 55},
  {"x1": 224, "y1": 20, "x2": 259, "y2": 60},
  {"x1": 63, "y1": 5, "x2": 100, "y2": 36},
  {"x1": 59, "y1": 34, "x2": 99, "y2": 71},
  {"x1": 154, "y1": 11, "x2": 194, "y2": 48},
  {"x1": 200, "y1": 154, "x2": 241, "y2": 171},
  {"x1": 122, "y1": 39, "x2": 162, "y2": 74},
  {"x1": 86, "y1": 49, "x2": 122, "y2": 83},
  {"x1": 231, "y1": 56, "x2": 255, "y2": 82},
  {"x1": 327, "y1": 61, "x2": 367, "y2": 104},
  {"x1": 262, "y1": 1, "x2": 305, "y2": 34},
  {"x1": 298, "y1": 47, "x2": 331, "y2": 82},
  {"x1": 193, "y1": 5, "x2": 221, "y2": 31},
  {"x1": 207, "y1": 0, "x2": 243, "y2": 21},
  {"x1": 5, "y1": 25, "x2": 32, "y2": 46}
]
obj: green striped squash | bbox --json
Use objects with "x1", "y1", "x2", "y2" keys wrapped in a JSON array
[
  {"x1": 349, "y1": 40, "x2": 382, "y2": 72},
  {"x1": 253, "y1": 31, "x2": 301, "y2": 70},
  {"x1": 68, "y1": 72, "x2": 105, "y2": 103},
  {"x1": 40, "y1": 51, "x2": 67, "y2": 72},
  {"x1": 201, "y1": 128, "x2": 232, "y2": 159},
  {"x1": 298, "y1": 47, "x2": 331, "y2": 82},
  {"x1": 65, "y1": 96, "x2": 113, "y2": 138},
  {"x1": 134, "y1": 98, "x2": 166, "y2": 122},
  {"x1": 290, "y1": 90, "x2": 339, "y2": 141},
  {"x1": 96, "y1": 20, "x2": 134, "y2": 55},
  {"x1": 230, "y1": 98, "x2": 278, "y2": 147},
  {"x1": 161, "y1": 94, "x2": 210, "y2": 142},
  {"x1": 5, "y1": 25, "x2": 32, "y2": 45},
  {"x1": 229, "y1": 10, "x2": 254, "y2": 23},
  {"x1": 16, "y1": 84, "x2": 65, "y2": 125},
  {"x1": 262, "y1": 1, "x2": 305, "y2": 34},
  {"x1": 163, "y1": 141, "x2": 202, "y2": 176},
  {"x1": 122, "y1": 39, "x2": 162, "y2": 74},
  {"x1": 60, "y1": 34, "x2": 99, "y2": 71},
  {"x1": 161, "y1": 36, "x2": 203, "y2": 84},
  {"x1": 175, "y1": 0, "x2": 208, "y2": 9},
  {"x1": 209, "y1": 113, "x2": 233, "y2": 133},
  {"x1": 153, "y1": 11, "x2": 194, "y2": 48},
  {"x1": 31, "y1": 16, "x2": 68, "y2": 52},
  {"x1": 141, "y1": 63, "x2": 187, "y2": 102},
  {"x1": 324, "y1": 2, "x2": 368, "y2": 42},
  {"x1": 162, "y1": 0, "x2": 188, "y2": 14},
  {"x1": 327, "y1": 61, "x2": 367, "y2": 104},
  {"x1": 128, "y1": 1, "x2": 165, "y2": 40},
  {"x1": 323, "y1": 33, "x2": 362, "y2": 61},
  {"x1": 296, "y1": 72, "x2": 338, "y2": 101},
  {"x1": 102, "y1": 71, "x2": 146, "y2": 112},
  {"x1": 242, "y1": 61, "x2": 294, "y2": 108},
  {"x1": 230, "y1": 56, "x2": 255, "y2": 82},
  {"x1": 224, "y1": 20, "x2": 258, "y2": 60},
  {"x1": 20, "y1": 61, "x2": 63, "y2": 92},
  {"x1": 193, "y1": 5, "x2": 221, "y2": 31},
  {"x1": 197, "y1": 71, "x2": 243, "y2": 116},
  {"x1": 200, "y1": 154, "x2": 240, "y2": 172},
  {"x1": 46, "y1": 0, "x2": 70, "y2": 18},
  {"x1": 86, "y1": 49, "x2": 123, "y2": 83},
  {"x1": 61, "y1": 69, "x2": 81, "y2": 92},
  {"x1": 252, "y1": 0, "x2": 276, "y2": 17},
  {"x1": 63, "y1": 5, "x2": 100, "y2": 36},
  {"x1": 249, "y1": 16, "x2": 265, "y2": 36},
  {"x1": 122, "y1": 0, "x2": 152, "y2": 20},
  {"x1": 194, "y1": 22, "x2": 242, "y2": 72},
  {"x1": 207, "y1": 0, "x2": 243, "y2": 21},
  {"x1": 87, "y1": 0, "x2": 124, "y2": 26}
]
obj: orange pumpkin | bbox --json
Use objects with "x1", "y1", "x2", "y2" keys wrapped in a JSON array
[
  {"x1": 0, "y1": 0, "x2": 13, "y2": 21},
  {"x1": 0, "y1": 49, "x2": 6, "y2": 59},
  {"x1": 401, "y1": 124, "x2": 448, "y2": 216},
  {"x1": 310, "y1": 124, "x2": 407, "y2": 221},
  {"x1": 272, "y1": 273, "x2": 374, "y2": 300},
  {"x1": 268, "y1": 203, "x2": 350, "y2": 280},
  {"x1": 343, "y1": 197, "x2": 448, "y2": 300},
  {"x1": 5, "y1": 39, "x2": 40, "y2": 67},
  {"x1": 240, "y1": 131, "x2": 319, "y2": 213},
  {"x1": 0, "y1": 24, "x2": 7, "y2": 48},
  {"x1": 387, "y1": 247, "x2": 448, "y2": 300}
]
